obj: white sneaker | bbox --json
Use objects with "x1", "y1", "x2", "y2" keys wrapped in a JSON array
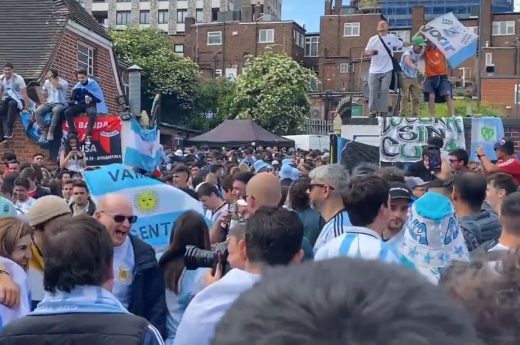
[{"x1": 46, "y1": 131, "x2": 54, "y2": 141}]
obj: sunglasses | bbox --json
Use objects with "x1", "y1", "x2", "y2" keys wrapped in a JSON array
[
  {"x1": 307, "y1": 183, "x2": 335, "y2": 192},
  {"x1": 99, "y1": 211, "x2": 138, "y2": 224}
]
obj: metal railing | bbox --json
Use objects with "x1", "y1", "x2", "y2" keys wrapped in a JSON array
[{"x1": 307, "y1": 120, "x2": 333, "y2": 135}]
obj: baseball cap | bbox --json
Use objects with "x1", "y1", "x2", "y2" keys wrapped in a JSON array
[
  {"x1": 28, "y1": 195, "x2": 71, "y2": 227},
  {"x1": 412, "y1": 36, "x2": 425, "y2": 47},
  {"x1": 494, "y1": 137, "x2": 515, "y2": 155},
  {"x1": 389, "y1": 182, "x2": 413, "y2": 201},
  {"x1": 405, "y1": 176, "x2": 428, "y2": 190}
]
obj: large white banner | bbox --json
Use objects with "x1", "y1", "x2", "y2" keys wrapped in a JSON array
[
  {"x1": 420, "y1": 13, "x2": 478, "y2": 68},
  {"x1": 379, "y1": 117, "x2": 466, "y2": 163}
]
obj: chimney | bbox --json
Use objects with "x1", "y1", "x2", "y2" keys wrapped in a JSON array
[
  {"x1": 411, "y1": 5, "x2": 425, "y2": 36},
  {"x1": 126, "y1": 65, "x2": 143, "y2": 116},
  {"x1": 480, "y1": 0, "x2": 492, "y2": 46},
  {"x1": 185, "y1": 17, "x2": 196, "y2": 34},
  {"x1": 334, "y1": 0, "x2": 343, "y2": 14},
  {"x1": 254, "y1": 3, "x2": 262, "y2": 21},
  {"x1": 325, "y1": 0, "x2": 333, "y2": 15},
  {"x1": 241, "y1": 5, "x2": 253, "y2": 22}
]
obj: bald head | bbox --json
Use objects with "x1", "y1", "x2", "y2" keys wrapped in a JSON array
[
  {"x1": 246, "y1": 173, "x2": 282, "y2": 214},
  {"x1": 97, "y1": 193, "x2": 132, "y2": 211}
]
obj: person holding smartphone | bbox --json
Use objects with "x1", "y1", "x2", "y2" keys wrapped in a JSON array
[{"x1": 59, "y1": 134, "x2": 86, "y2": 173}]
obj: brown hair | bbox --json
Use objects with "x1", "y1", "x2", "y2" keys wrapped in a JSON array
[{"x1": 0, "y1": 217, "x2": 33, "y2": 258}]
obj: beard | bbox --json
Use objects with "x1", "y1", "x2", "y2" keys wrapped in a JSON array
[
  {"x1": 310, "y1": 198, "x2": 323, "y2": 211},
  {"x1": 388, "y1": 219, "x2": 404, "y2": 234}
]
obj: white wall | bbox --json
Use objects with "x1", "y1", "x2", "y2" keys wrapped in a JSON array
[
  {"x1": 284, "y1": 135, "x2": 330, "y2": 151},
  {"x1": 341, "y1": 124, "x2": 380, "y2": 147}
]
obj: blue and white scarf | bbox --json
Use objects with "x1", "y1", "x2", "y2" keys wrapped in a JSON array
[{"x1": 31, "y1": 285, "x2": 129, "y2": 315}]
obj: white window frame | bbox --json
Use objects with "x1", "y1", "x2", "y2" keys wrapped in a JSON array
[
  {"x1": 207, "y1": 31, "x2": 223, "y2": 45},
  {"x1": 116, "y1": 11, "x2": 131, "y2": 25},
  {"x1": 158, "y1": 10, "x2": 168, "y2": 24},
  {"x1": 344, "y1": 22, "x2": 360, "y2": 37},
  {"x1": 389, "y1": 30, "x2": 410, "y2": 44},
  {"x1": 174, "y1": 44, "x2": 184, "y2": 56},
  {"x1": 339, "y1": 63, "x2": 349, "y2": 74},
  {"x1": 485, "y1": 52, "x2": 494, "y2": 66},
  {"x1": 467, "y1": 26, "x2": 478, "y2": 34},
  {"x1": 492, "y1": 21, "x2": 515, "y2": 36},
  {"x1": 259, "y1": 29, "x2": 275, "y2": 43},
  {"x1": 305, "y1": 36, "x2": 319, "y2": 57},
  {"x1": 515, "y1": 84, "x2": 520, "y2": 104},
  {"x1": 78, "y1": 43, "x2": 94, "y2": 76},
  {"x1": 215, "y1": 69, "x2": 223, "y2": 78}
]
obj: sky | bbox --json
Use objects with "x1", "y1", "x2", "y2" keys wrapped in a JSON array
[{"x1": 282, "y1": 0, "x2": 323, "y2": 33}]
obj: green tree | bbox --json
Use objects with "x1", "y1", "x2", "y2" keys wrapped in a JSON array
[
  {"x1": 110, "y1": 26, "x2": 200, "y2": 124},
  {"x1": 193, "y1": 79, "x2": 236, "y2": 130},
  {"x1": 229, "y1": 51, "x2": 317, "y2": 135}
]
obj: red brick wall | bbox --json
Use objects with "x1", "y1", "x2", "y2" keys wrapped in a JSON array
[
  {"x1": 481, "y1": 78, "x2": 520, "y2": 116},
  {"x1": 0, "y1": 28, "x2": 121, "y2": 165},
  {"x1": 50, "y1": 28, "x2": 120, "y2": 112}
]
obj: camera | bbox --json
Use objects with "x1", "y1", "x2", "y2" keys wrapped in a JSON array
[{"x1": 184, "y1": 243, "x2": 229, "y2": 276}]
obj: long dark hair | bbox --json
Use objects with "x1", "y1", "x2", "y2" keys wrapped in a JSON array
[
  {"x1": 64, "y1": 134, "x2": 79, "y2": 156},
  {"x1": 159, "y1": 211, "x2": 210, "y2": 293},
  {"x1": 288, "y1": 178, "x2": 311, "y2": 212}
]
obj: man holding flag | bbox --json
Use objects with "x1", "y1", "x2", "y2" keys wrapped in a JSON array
[{"x1": 419, "y1": 12, "x2": 479, "y2": 117}]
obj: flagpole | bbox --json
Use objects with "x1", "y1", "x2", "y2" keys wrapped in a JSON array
[{"x1": 476, "y1": 0, "x2": 483, "y2": 108}]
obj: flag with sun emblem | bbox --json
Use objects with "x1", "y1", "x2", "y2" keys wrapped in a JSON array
[
  {"x1": 84, "y1": 164, "x2": 204, "y2": 253},
  {"x1": 121, "y1": 117, "x2": 162, "y2": 172}
]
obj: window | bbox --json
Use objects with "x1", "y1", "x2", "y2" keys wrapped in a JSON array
[
  {"x1": 158, "y1": 10, "x2": 168, "y2": 24},
  {"x1": 344, "y1": 22, "x2": 360, "y2": 37},
  {"x1": 177, "y1": 9, "x2": 187, "y2": 23},
  {"x1": 339, "y1": 63, "x2": 349, "y2": 74},
  {"x1": 78, "y1": 43, "x2": 94, "y2": 76},
  {"x1": 485, "y1": 53, "x2": 493, "y2": 66},
  {"x1": 467, "y1": 26, "x2": 478, "y2": 34},
  {"x1": 116, "y1": 0, "x2": 131, "y2": 2},
  {"x1": 305, "y1": 36, "x2": 319, "y2": 57},
  {"x1": 389, "y1": 30, "x2": 410, "y2": 44},
  {"x1": 140, "y1": 0, "x2": 149, "y2": 2},
  {"x1": 515, "y1": 84, "x2": 520, "y2": 104},
  {"x1": 196, "y1": 9, "x2": 204, "y2": 23},
  {"x1": 207, "y1": 31, "x2": 222, "y2": 45},
  {"x1": 211, "y1": 8, "x2": 219, "y2": 22},
  {"x1": 116, "y1": 11, "x2": 131, "y2": 25},
  {"x1": 139, "y1": 10, "x2": 150, "y2": 24},
  {"x1": 492, "y1": 21, "x2": 515, "y2": 36},
  {"x1": 259, "y1": 29, "x2": 274, "y2": 43},
  {"x1": 174, "y1": 44, "x2": 184, "y2": 56},
  {"x1": 215, "y1": 69, "x2": 223, "y2": 78}
]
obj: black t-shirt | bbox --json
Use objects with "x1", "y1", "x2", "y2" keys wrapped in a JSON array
[
  {"x1": 179, "y1": 187, "x2": 198, "y2": 200},
  {"x1": 407, "y1": 160, "x2": 435, "y2": 182}
]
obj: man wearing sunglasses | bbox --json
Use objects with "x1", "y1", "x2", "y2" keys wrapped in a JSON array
[
  {"x1": 95, "y1": 193, "x2": 167, "y2": 339},
  {"x1": 308, "y1": 164, "x2": 352, "y2": 253}
]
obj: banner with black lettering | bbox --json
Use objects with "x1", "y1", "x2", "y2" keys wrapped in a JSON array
[
  {"x1": 62, "y1": 116, "x2": 122, "y2": 166},
  {"x1": 420, "y1": 13, "x2": 478, "y2": 68},
  {"x1": 379, "y1": 117, "x2": 465, "y2": 163}
]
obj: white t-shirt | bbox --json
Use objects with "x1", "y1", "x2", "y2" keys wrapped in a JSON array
[
  {"x1": 112, "y1": 236, "x2": 135, "y2": 308},
  {"x1": 43, "y1": 78, "x2": 68, "y2": 105},
  {"x1": 15, "y1": 198, "x2": 36, "y2": 215},
  {"x1": 0, "y1": 74, "x2": 26, "y2": 100},
  {"x1": 365, "y1": 34, "x2": 403, "y2": 74}
]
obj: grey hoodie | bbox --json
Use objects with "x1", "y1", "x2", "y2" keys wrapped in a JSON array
[{"x1": 459, "y1": 209, "x2": 502, "y2": 252}]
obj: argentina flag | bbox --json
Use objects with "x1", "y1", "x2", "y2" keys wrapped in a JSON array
[
  {"x1": 121, "y1": 117, "x2": 162, "y2": 172},
  {"x1": 420, "y1": 13, "x2": 478, "y2": 69},
  {"x1": 84, "y1": 164, "x2": 203, "y2": 253}
]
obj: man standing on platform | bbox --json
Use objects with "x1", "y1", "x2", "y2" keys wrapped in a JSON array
[{"x1": 399, "y1": 36, "x2": 425, "y2": 117}]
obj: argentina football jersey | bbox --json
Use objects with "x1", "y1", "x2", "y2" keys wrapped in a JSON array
[{"x1": 313, "y1": 210, "x2": 352, "y2": 253}]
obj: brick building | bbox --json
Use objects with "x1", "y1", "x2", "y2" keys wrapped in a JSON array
[
  {"x1": 311, "y1": 0, "x2": 520, "y2": 119},
  {"x1": 183, "y1": 13, "x2": 305, "y2": 79},
  {"x1": 0, "y1": 0, "x2": 122, "y2": 162}
]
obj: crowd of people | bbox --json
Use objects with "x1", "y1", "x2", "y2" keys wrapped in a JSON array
[
  {"x1": 365, "y1": 15, "x2": 456, "y2": 117},
  {"x1": 0, "y1": 62, "x2": 107, "y2": 145},
  {"x1": 0, "y1": 135, "x2": 514, "y2": 344}
]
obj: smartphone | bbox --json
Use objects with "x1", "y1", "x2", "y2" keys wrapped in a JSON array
[{"x1": 425, "y1": 147, "x2": 442, "y2": 171}]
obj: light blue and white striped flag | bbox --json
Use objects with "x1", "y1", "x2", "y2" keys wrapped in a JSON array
[
  {"x1": 84, "y1": 164, "x2": 203, "y2": 253},
  {"x1": 420, "y1": 13, "x2": 478, "y2": 68},
  {"x1": 121, "y1": 117, "x2": 162, "y2": 172}
]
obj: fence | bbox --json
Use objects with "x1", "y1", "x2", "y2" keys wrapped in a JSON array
[{"x1": 307, "y1": 120, "x2": 333, "y2": 135}]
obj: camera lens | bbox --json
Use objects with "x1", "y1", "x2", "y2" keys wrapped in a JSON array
[{"x1": 184, "y1": 245, "x2": 218, "y2": 270}]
